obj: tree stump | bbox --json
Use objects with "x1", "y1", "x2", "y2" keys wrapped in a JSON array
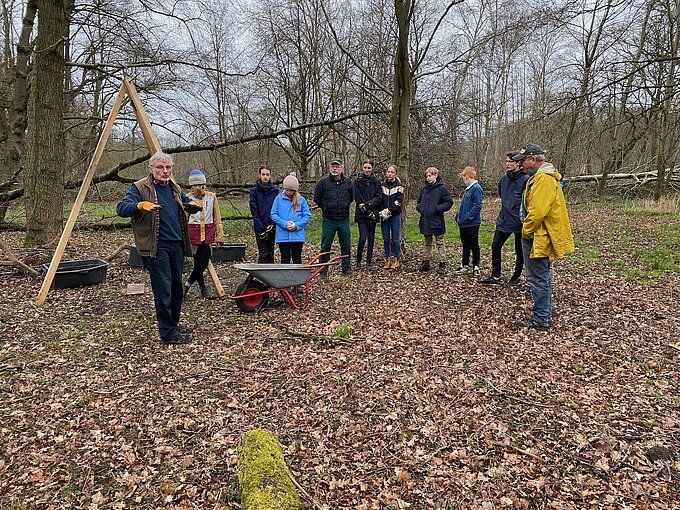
[{"x1": 237, "y1": 429, "x2": 303, "y2": 510}]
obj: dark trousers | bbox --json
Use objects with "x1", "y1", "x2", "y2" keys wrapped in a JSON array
[
  {"x1": 319, "y1": 218, "x2": 351, "y2": 273},
  {"x1": 356, "y1": 222, "x2": 376, "y2": 264},
  {"x1": 255, "y1": 230, "x2": 276, "y2": 263},
  {"x1": 459, "y1": 225, "x2": 480, "y2": 267},
  {"x1": 188, "y1": 243, "x2": 211, "y2": 289},
  {"x1": 490, "y1": 230, "x2": 524, "y2": 279},
  {"x1": 279, "y1": 242, "x2": 303, "y2": 264},
  {"x1": 144, "y1": 240, "x2": 185, "y2": 340}
]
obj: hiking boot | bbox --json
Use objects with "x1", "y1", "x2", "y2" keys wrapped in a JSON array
[
  {"x1": 481, "y1": 276, "x2": 502, "y2": 285},
  {"x1": 392, "y1": 258, "x2": 401, "y2": 270},
  {"x1": 437, "y1": 262, "x2": 447, "y2": 275},
  {"x1": 162, "y1": 332, "x2": 192, "y2": 344},
  {"x1": 383, "y1": 257, "x2": 393, "y2": 269},
  {"x1": 418, "y1": 260, "x2": 431, "y2": 272},
  {"x1": 507, "y1": 277, "x2": 520, "y2": 287},
  {"x1": 354, "y1": 260, "x2": 362, "y2": 272},
  {"x1": 454, "y1": 265, "x2": 469, "y2": 274},
  {"x1": 473, "y1": 266, "x2": 480, "y2": 277},
  {"x1": 179, "y1": 325, "x2": 194, "y2": 335},
  {"x1": 513, "y1": 317, "x2": 549, "y2": 330}
]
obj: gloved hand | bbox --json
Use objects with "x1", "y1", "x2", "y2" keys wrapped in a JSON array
[
  {"x1": 266, "y1": 224, "x2": 274, "y2": 234},
  {"x1": 358, "y1": 203, "x2": 366, "y2": 212},
  {"x1": 137, "y1": 201, "x2": 162, "y2": 211},
  {"x1": 379, "y1": 208, "x2": 391, "y2": 220},
  {"x1": 184, "y1": 201, "x2": 203, "y2": 214},
  {"x1": 366, "y1": 210, "x2": 377, "y2": 223}
]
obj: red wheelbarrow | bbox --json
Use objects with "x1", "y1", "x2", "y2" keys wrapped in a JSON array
[{"x1": 229, "y1": 253, "x2": 343, "y2": 312}]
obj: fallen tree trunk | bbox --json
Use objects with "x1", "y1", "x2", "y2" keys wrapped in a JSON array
[{"x1": 237, "y1": 429, "x2": 303, "y2": 510}]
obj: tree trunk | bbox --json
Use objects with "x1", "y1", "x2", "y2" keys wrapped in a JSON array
[
  {"x1": 0, "y1": 0, "x2": 37, "y2": 223},
  {"x1": 23, "y1": 0, "x2": 66, "y2": 246},
  {"x1": 391, "y1": 0, "x2": 412, "y2": 198}
]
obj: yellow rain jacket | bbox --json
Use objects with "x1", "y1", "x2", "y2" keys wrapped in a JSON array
[{"x1": 522, "y1": 163, "x2": 574, "y2": 259}]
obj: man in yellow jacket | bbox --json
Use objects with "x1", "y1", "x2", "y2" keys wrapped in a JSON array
[{"x1": 512, "y1": 143, "x2": 574, "y2": 330}]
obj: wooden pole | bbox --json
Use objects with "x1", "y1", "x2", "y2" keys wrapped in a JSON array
[
  {"x1": 122, "y1": 78, "x2": 225, "y2": 297},
  {"x1": 36, "y1": 81, "x2": 128, "y2": 305}
]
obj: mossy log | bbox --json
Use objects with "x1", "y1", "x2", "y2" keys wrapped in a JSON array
[{"x1": 237, "y1": 429, "x2": 303, "y2": 510}]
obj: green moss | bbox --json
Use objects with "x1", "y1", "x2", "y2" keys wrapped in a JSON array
[{"x1": 237, "y1": 429, "x2": 303, "y2": 510}]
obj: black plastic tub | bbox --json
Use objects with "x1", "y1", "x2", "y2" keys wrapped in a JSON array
[
  {"x1": 128, "y1": 244, "x2": 145, "y2": 267},
  {"x1": 42, "y1": 259, "x2": 109, "y2": 290},
  {"x1": 211, "y1": 244, "x2": 247, "y2": 262}
]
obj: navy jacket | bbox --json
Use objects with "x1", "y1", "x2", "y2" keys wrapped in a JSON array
[
  {"x1": 455, "y1": 181, "x2": 483, "y2": 227},
  {"x1": 314, "y1": 174, "x2": 354, "y2": 220},
  {"x1": 382, "y1": 179, "x2": 404, "y2": 216},
  {"x1": 249, "y1": 179, "x2": 279, "y2": 233},
  {"x1": 353, "y1": 173, "x2": 382, "y2": 223},
  {"x1": 416, "y1": 177, "x2": 453, "y2": 235},
  {"x1": 496, "y1": 170, "x2": 529, "y2": 233}
]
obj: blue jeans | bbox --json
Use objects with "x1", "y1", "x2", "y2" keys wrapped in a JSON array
[
  {"x1": 144, "y1": 240, "x2": 185, "y2": 340},
  {"x1": 381, "y1": 215, "x2": 401, "y2": 258},
  {"x1": 522, "y1": 237, "x2": 552, "y2": 324},
  {"x1": 319, "y1": 218, "x2": 351, "y2": 273}
]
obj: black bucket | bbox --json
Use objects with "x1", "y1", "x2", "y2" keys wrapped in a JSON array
[
  {"x1": 211, "y1": 244, "x2": 246, "y2": 262},
  {"x1": 42, "y1": 259, "x2": 109, "y2": 290},
  {"x1": 128, "y1": 244, "x2": 145, "y2": 267}
]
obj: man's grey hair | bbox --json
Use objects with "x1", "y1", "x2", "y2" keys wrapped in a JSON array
[
  {"x1": 535, "y1": 154, "x2": 546, "y2": 162},
  {"x1": 149, "y1": 151, "x2": 173, "y2": 167}
]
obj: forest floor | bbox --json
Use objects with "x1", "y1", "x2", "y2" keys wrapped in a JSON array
[{"x1": 1, "y1": 198, "x2": 679, "y2": 509}]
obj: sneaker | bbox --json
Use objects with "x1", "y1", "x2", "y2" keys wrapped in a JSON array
[
  {"x1": 454, "y1": 265, "x2": 469, "y2": 274},
  {"x1": 481, "y1": 276, "x2": 502, "y2": 285},
  {"x1": 507, "y1": 277, "x2": 520, "y2": 287},
  {"x1": 183, "y1": 281, "x2": 192, "y2": 298},
  {"x1": 473, "y1": 266, "x2": 480, "y2": 276},
  {"x1": 162, "y1": 332, "x2": 192, "y2": 344},
  {"x1": 513, "y1": 317, "x2": 549, "y2": 330}
]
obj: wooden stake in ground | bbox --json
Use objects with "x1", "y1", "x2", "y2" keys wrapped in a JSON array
[
  {"x1": 36, "y1": 80, "x2": 128, "y2": 305},
  {"x1": 35, "y1": 76, "x2": 225, "y2": 305}
]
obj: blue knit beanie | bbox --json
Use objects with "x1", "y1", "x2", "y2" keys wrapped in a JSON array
[{"x1": 188, "y1": 169, "x2": 206, "y2": 185}]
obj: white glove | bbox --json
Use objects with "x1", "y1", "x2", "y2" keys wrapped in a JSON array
[{"x1": 379, "y1": 208, "x2": 391, "y2": 220}]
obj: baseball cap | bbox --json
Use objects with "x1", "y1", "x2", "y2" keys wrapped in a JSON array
[{"x1": 512, "y1": 143, "x2": 545, "y2": 161}]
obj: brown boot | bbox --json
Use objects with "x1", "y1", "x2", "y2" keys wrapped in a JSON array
[
  {"x1": 391, "y1": 257, "x2": 401, "y2": 270},
  {"x1": 383, "y1": 257, "x2": 393, "y2": 269}
]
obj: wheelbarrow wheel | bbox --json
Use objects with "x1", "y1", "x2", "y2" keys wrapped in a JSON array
[{"x1": 235, "y1": 280, "x2": 269, "y2": 313}]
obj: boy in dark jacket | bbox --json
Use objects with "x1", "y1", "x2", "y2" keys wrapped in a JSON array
[
  {"x1": 416, "y1": 167, "x2": 454, "y2": 274},
  {"x1": 480, "y1": 152, "x2": 529, "y2": 286},
  {"x1": 249, "y1": 165, "x2": 279, "y2": 263},
  {"x1": 353, "y1": 159, "x2": 382, "y2": 270},
  {"x1": 314, "y1": 158, "x2": 354, "y2": 275}
]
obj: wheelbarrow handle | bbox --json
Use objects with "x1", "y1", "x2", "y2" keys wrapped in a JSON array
[{"x1": 307, "y1": 252, "x2": 332, "y2": 265}]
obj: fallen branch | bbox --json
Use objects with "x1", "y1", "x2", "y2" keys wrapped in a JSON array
[
  {"x1": 105, "y1": 243, "x2": 132, "y2": 262},
  {"x1": 0, "y1": 239, "x2": 39, "y2": 277}
]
